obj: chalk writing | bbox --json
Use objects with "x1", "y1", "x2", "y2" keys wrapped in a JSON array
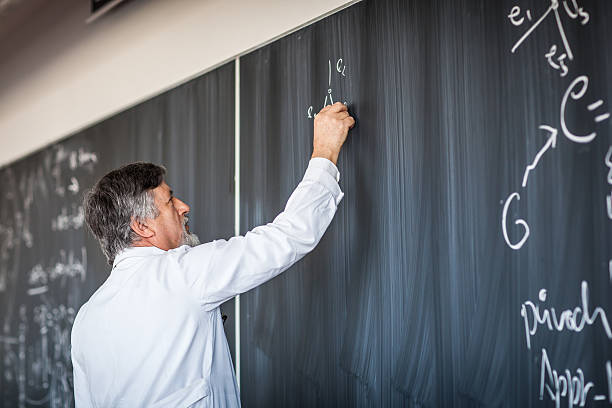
[
  {"x1": 540, "y1": 349, "x2": 612, "y2": 407},
  {"x1": 560, "y1": 76, "x2": 609, "y2": 144},
  {"x1": 545, "y1": 45, "x2": 569, "y2": 77},
  {"x1": 502, "y1": 192, "x2": 530, "y2": 250},
  {"x1": 0, "y1": 131, "x2": 96, "y2": 404},
  {"x1": 27, "y1": 247, "x2": 87, "y2": 296},
  {"x1": 0, "y1": 144, "x2": 97, "y2": 299},
  {"x1": 605, "y1": 147, "x2": 612, "y2": 281},
  {"x1": 540, "y1": 348, "x2": 594, "y2": 407},
  {"x1": 522, "y1": 125, "x2": 558, "y2": 188},
  {"x1": 509, "y1": 0, "x2": 590, "y2": 72},
  {"x1": 501, "y1": 75, "x2": 609, "y2": 250},
  {"x1": 51, "y1": 205, "x2": 84, "y2": 231},
  {"x1": 2, "y1": 302, "x2": 75, "y2": 407},
  {"x1": 306, "y1": 57, "x2": 349, "y2": 119},
  {"x1": 50, "y1": 146, "x2": 97, "y2": 197},
  {"x1": 521, "y1": 282, "x2": 612, "y2": 350},
  {"x1": 67, "y1": 177, "x2": 79, "y2": 194},
  {"x1": 506, "y1": 3, "x2": 609, "y2": 406},
  {"x1": 605, "y1": 147, "x2": 612, "y2": 224},
  {"x1": 508, "y1": 6, "x2": 533, "y2": 26}
]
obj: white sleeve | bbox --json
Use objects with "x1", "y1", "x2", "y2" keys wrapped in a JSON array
[
  {"x1": 72, "y1": 349, "x2": 93, "y2": 407},
  {"x1": 178, "y1": 158, "x2": 343, "y2": 311}
]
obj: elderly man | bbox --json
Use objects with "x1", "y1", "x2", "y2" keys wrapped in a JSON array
[{"x1": 70, "y1": 102, "x2": 355, "y2": 407}]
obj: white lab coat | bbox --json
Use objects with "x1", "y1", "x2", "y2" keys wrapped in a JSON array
[{"x1": 71, "y1": 158, "x2": 343, "y2": 407}]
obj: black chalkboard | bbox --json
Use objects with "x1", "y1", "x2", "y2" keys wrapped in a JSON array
[
  {"x1": 0, "y1": 62, "x2": 235, "y2": 406},
  {"x1": 2, "y1": 0, "x2": 612, "y2": 406},
  {"x1": 239, "y1": 0, "x2": 612, "y2": 406}
]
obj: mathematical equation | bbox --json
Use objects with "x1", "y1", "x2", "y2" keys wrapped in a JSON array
[
  {"x1": 501, "y1": 75, "x2": 610, "y2": 250},
  {"x1": 27, "y1": 247, "x2": 87, "y2": 297},
  {"x1": 506, "y1": 2, "x2": 612, "y2": 405},
  {"x1": 306, "y1": 57, "x2": 349, "y2": 119},
  {"x1": 0, "y1": 144, "x2": 97, "y2": 406},
  {"x1": 509, "y1": 0, "x2": 589, "y2": 77},
  {"x1": 51, "y1": 205, "x2": 84, "y2": 232},
  {"x1": 502, "y1": 0, "x2": 609, "y2": 251},
  {"x1": 1, "y1": 302, "x2": 75, "y2": 407}
]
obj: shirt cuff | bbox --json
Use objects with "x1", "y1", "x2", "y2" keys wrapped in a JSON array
[
  {"x1": 303, "y1": 158, "x2": 344, "y2": 205},
  {"x1": 308, "y1": 157, "x2": 340, "y2": 182}
]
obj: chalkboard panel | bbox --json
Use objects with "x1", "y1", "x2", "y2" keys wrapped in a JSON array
[
  {"x1": 239, "y1": 0, "x2": 612, "y2": 406},
  {"x1": 2, "y1": 0, "x2": 612, "y2": 406},
  {"x1": 0, "y1": 61, "x2": 235, "y2": 406}
]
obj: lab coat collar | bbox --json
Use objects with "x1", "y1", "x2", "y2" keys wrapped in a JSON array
[{"x1": 112, "y1": 246, "x2": 167, "y2": 269}]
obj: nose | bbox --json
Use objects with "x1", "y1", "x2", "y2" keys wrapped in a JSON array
[{"x1": 174, "y1": 197, "x2": 190, "y2": 215}]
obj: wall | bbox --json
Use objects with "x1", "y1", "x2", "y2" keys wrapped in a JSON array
[{"x1": 0, "y1": 0, "x2": 353, "y2": 168}]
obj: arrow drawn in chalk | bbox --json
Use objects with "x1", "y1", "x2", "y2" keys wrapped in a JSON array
[{"x1": 522, "y1": 125, "x2": 558, "y2": 188}]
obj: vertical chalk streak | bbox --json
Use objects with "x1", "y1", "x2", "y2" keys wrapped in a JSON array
[{"x1": 234, "y1": 56, "x2": 241, "y2": 390}]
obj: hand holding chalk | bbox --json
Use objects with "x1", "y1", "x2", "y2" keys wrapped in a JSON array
[{"x1": 311, "y1": 102, "x2": 355, "y2": 165}]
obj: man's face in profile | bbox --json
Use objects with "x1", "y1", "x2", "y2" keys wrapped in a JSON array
[{"x1": 147, "y1": 182, "x2": 200, "y2": 249}]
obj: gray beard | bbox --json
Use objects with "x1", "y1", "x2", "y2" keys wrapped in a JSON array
[
  {"x1": 180, "y1": 219, "x2": 201, "y2": 247},
  {"x1": 181, "y1": 230, "x2": 201, "y2": 247}
]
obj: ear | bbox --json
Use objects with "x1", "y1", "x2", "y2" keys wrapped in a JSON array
[{"x1": 130, "y1": 217, "x2": 155, "y2": 239}]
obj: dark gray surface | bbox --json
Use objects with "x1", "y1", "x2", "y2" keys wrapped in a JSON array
[
  {"x1": 239, "y1": 0, "x2": 612, "y2": 406},
  {"x1": 0, "y1": 61, "x2": 235, "y2": 407}
]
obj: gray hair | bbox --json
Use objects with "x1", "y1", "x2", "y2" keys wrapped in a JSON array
[{"x1": 83, "y1": 162, "x2": 166, "y2": 265}]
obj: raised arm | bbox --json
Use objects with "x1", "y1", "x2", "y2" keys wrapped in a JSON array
[{"x1": 178, "y1": 102, "x2": 355, "y2": 310}]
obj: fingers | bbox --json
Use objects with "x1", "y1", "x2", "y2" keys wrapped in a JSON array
[
  {"x1": 318, "y1": 104, "x2": 333, "y2": 114},
  {"x1": 345, "y1": 116, "x2": 356, "y2": 129},
  {"x1": 328, "y1": 101, "x2": 347, "y2": 113},
  {"x1": 336, "y1": 111, "x2": 349, "y2": 120},
  {"x1": 318, "y1": 102, "x2": 347, "y2": 115},
  {"x1": 317, "y1": 102, "x2": 355, "y2": 130},
  {"x1": 334, "y1": 110, "x2": 354, "y2": 129}
]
